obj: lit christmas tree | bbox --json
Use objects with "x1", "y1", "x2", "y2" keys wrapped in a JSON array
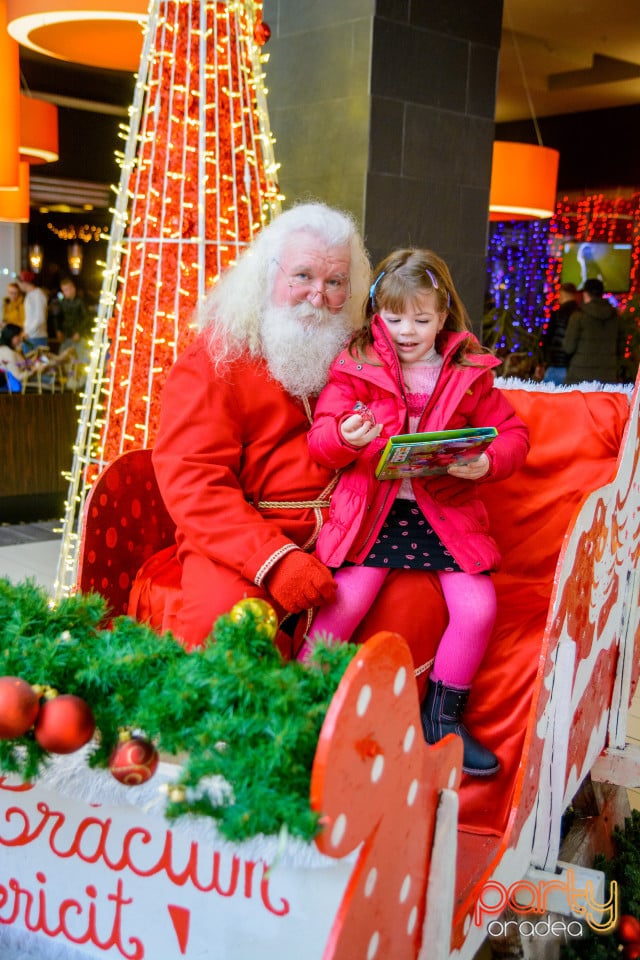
[{"x1": 55, "y1": 0, "x2": 281, "y2": 597}]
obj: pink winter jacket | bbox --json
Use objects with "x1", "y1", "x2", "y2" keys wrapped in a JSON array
[{"x1": 308, "y1": 320, "x2": 530, "y2": 573}]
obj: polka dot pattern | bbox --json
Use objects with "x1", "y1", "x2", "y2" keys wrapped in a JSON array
[
  {"x1": 311, "y1": 630, "x2": 463, "y2": 960},
  {"x1": 362, "y1": 501, "x2": 463, "y2": 571},
  {"x1": 77, "y1": 449, "x2": 177, "y2": 618}
]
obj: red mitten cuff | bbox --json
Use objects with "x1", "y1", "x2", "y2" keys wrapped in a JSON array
[{"x1": 265, "y1": 550, "x2": 337, "y2": 614}]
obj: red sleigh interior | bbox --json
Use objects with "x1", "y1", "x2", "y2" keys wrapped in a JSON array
[{"x1": 77, "y1": 383, "x2": 636, "y2": 943}]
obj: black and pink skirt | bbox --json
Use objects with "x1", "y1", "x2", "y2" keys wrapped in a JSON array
[{"x1": 361, "y1": 498, "x2": 462, "y2": 571}]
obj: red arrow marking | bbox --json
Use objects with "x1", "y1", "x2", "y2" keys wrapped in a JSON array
[{"x1": 167, "y1": 904, "x2": 191, "y2": 954}]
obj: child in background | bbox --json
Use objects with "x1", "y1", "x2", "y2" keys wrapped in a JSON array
[{"x1": 303, "y1": 249, "x2": 529, "y2": 776}]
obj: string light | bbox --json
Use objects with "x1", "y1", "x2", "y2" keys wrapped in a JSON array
[
  {"x1": 55, "y1": 0, "x2": 281, "y2": 598},
  {"x1": 485, "y1": 191, "x2": 640, "y2": 363},
  {"x1": 47, "y1": 223, "x2": 107, "y2": 242}
]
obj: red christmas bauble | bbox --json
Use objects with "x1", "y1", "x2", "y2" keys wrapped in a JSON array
[
  {"x1": 0, "y1": 676, "x2": 40, "y2": 739},
  {"x1": 34, "y1": 694, "x2": 96, "y2": 754},
  {"x1": 109, "y1": 737, "x2": 159, "y2": 786},
  {"x1": 620, "y1": 915, "x2": 640, "y2": 960},
  {"x1": 253, "y1": 20, "x2": 271, "y2": 45}
]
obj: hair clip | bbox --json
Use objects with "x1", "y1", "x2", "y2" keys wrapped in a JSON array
[
  {"x1": 425, "y1": 268, "x2": 451, "y2": 308},
  {"x1": 369, "y1": 271, "x2": 385, "y2": 306}
]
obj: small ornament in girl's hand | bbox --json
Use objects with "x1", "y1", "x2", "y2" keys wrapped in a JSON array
[{"x1": 353, "y1": 401, "x2": 376, "y2": 426}]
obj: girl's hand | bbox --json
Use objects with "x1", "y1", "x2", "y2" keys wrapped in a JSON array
[
  {"x1": 340, "y1": 413, "x2": 383, "y2": 448},
  {"x1": 447, "y1": 453, "x2": 490, "y2": 480}
]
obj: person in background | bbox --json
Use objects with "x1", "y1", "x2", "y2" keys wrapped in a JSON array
[
  {"x1": 0, "y1": 323, "x2": 32, "y2": 388},
  {"x1": 2, "y1": 281, "x2": 25, "y2": 328},
  {"x1": 16, "y1": 270, "x2": 49, "y2": 350},
  {"x1": 0, "y1": 322, "x2": 73, "y2": 390},
  {"x1": 51, "y1": 277, "x2": 92, "y2": 344},
  {"x1": 151, "y1": 202, "x2": 449, "y2": 656},
  {"x1": 50, "y1": 276, "x2": 93, "y2": 386},
  {"x1": 303, "y1": 248, "x2": 529, "y2": 776},
  {"x1": 563, "y1": 277, "x2": 627, "y2": 385},
  {"x1": 540, "y1": 282, "x2": 578, "y2": 385}
]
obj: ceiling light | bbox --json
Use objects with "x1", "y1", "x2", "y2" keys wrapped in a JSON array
[
  {"x1": 489, "y1": 141, "x2": 560, "y2": 221},
  {"x1": 490, "y1": 6, "x2": 559, "y2": 222},
  {"x1": 0, "y1": 160, "x2": 30, "y2": 223},
  {"x1": 7, "y1": 1, "x2": 146, "y2": 72},
  {"x1": 0, "y1": 0, "x2": 21, "y2": 188},
  {"x1": 20, "y1": 93, "x2": 59, "y2": 163}
]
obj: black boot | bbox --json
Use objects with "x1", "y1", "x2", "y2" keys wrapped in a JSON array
[{"x1": 420, "y1": 677, "x2": 500, "y2": 777}]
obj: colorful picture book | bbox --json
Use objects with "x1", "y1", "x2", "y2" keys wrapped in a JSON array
[{"x1": 375, "y1": 426, "x2": 498, "y2": 479}]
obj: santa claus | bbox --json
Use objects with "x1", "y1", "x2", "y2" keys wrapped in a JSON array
[{"x1": 152, "y1": 201, "x2": 447, "y2": 662}]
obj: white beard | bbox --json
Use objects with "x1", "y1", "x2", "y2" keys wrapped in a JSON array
[{"x1": 260, "y1": 302, "x2": 353, "y2": 397}]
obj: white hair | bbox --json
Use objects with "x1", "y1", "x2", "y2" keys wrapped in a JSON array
[{"x1": 199, "y1": 201, "x2": 370, "y2": 369}]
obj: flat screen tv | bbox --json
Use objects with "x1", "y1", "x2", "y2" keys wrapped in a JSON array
[{"x1": 560, "y1": 241, "x2": 633, "y2": 293}]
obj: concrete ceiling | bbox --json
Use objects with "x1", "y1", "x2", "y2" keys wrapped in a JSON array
[{"x1": 497, "y1": 0, "x2": 640, "y2": 123}]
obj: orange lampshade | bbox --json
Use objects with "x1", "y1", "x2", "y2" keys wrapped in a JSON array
[
  {"x1": 0, "y1": 160, "x2": 30, "y2": 222},
  {"x1": 7, "y1": 0, "x2": 146, "y2": 72},
  {"x1": 489, "y1": 141, "x2": 560, "y2": 221},
  {"x1": 20, "y1": 94, "x2": 59, "y2": 164},
  {"x1": 0, "y1": 0, "x2": 21, "y2": 188}
]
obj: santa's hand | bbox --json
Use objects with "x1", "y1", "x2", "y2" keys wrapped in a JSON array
[{"x1": 265, "y1": 550, "x2": 337, "y2": 613}]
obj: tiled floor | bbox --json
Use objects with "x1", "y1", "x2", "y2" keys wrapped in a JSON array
[{"x1": 0, "y1": 521, "x2": 63, "y2": 592}]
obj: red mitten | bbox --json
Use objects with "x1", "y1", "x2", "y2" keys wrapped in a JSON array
[{"x1": 265, "y1": 550, "x2": 337, "y2": 613}]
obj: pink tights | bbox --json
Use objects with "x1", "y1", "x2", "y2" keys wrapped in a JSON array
[{"x1": 299, "y1": 565, "x2": 496, "y2": 688}]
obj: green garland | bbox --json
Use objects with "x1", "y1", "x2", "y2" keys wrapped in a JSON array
[
  {"x1": 0, "y1": 578, "x2": 356, "y2": 843},
  {"x1": 560, "y1": 809, "x2": 640, "y2": 959}
]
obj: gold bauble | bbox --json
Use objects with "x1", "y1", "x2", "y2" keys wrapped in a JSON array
[{"x1": 229, "y1": 598, "x2": 278, "y2": 640}]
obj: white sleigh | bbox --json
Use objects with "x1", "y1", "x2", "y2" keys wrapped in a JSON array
[{"x1": 1, "y1": 371, "x2": 638, "y2": 960}]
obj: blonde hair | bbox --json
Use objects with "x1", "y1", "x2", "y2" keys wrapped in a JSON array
[
  {"x1": 354, "y1": 248, "x2": 488, "y2": 365},
  {"x1": 199, "y1": 201, "x2": 371, "y2": 369}
]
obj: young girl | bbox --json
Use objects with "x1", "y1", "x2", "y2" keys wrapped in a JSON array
[{"x1": 303, "y1": 249, "x2": 529, "y2": 776}]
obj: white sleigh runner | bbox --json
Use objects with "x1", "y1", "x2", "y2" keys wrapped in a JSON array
[{"x1": 1, "y1": 370, "x2": 638, "y2": 960}]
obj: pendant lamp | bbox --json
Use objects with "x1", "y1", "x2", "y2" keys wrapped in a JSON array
[
  {"x1": 7, "y1": 0, "x2": 146, "y2": 72},
  {"x1": 67, "y1": 241, "x2": 83, "y2": 275},
  {"x1": 20, "y1": 94, "x2": 59, "y2": 164},
  {"x1": 0, "y1": 0, "x2": 20, "y2": 188},
  {"x1": 0, "y1": 160, "x2": 30, "y2": 222},
  {"x1": 489, "y1": 141, "x2": 560, "y2": 221},
  {"x1": 489, "y1": 6, "x2": 560, "y2": 222},
  {"x1": 28, "y1": 243, "x2": 43, "y2": 272}
]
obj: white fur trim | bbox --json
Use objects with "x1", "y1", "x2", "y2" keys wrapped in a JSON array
[{"x1": 495, "y1": 376, "x2": 634, "y2": 397}]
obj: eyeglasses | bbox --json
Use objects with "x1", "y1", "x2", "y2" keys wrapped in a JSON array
[{"x1": 274, "y1": 261, "x2": 351, "y2": 309}]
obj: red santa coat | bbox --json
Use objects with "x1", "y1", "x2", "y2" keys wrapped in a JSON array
[
  {"x1": 152, "y1": 331, "x2": 448, "y2": 655},
  {"x1": 308, "y1": 322, "x2": 530, "y2": 572}
]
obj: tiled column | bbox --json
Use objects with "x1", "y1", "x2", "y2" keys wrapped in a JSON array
[{"x1": 263, "y1": 0, "x2": 502, "y2": 328}]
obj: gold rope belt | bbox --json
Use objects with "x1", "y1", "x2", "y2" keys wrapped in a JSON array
[
  {"x1": 258, "y1": 498, "x2": 332, "y2": 509},
  {"x1": 256, "y1": 473, "x2": 340, "y2": 511}
]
